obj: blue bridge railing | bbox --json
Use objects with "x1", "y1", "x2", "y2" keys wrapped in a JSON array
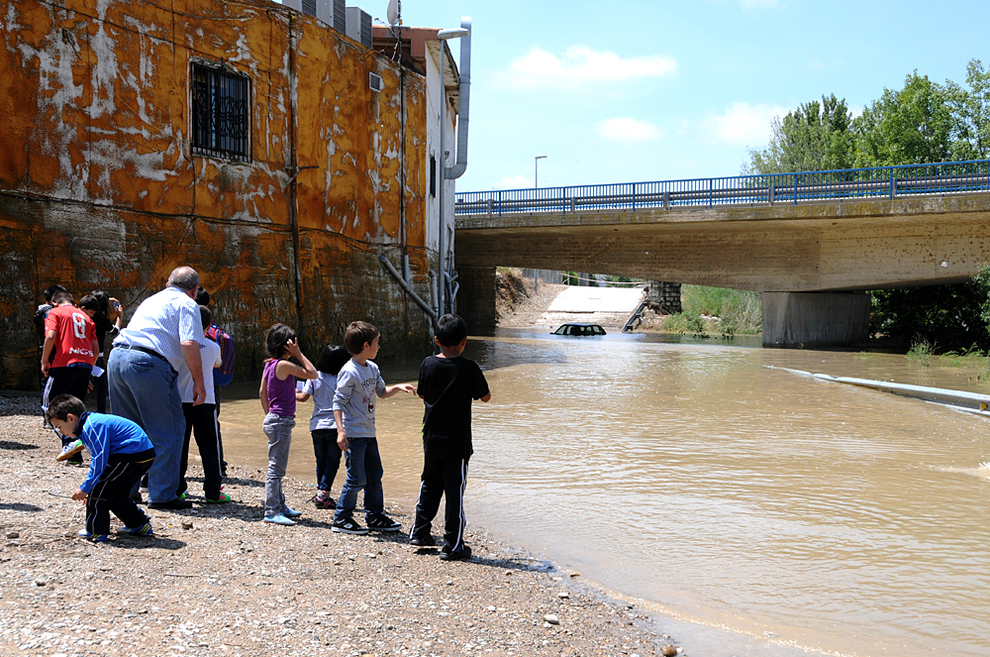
[{"x1": 454, "y1": 159, "x2": 990, "y2": 216}]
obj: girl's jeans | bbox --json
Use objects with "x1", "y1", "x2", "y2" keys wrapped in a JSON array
[{"x1": 262, "y1": 413, "x2": 295, "y2": 517}]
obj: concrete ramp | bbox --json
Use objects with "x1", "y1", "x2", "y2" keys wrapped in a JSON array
[{"x1": 544, "y1": 286, "x2": 645, "y2": 329}]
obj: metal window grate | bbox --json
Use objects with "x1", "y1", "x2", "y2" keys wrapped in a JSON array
[
  {"x1": 301, "y1": 0, "x2": 316, "y2": 16},
  {"x1": 191, "y1": 63, "x2": 251, "y2": 162}
]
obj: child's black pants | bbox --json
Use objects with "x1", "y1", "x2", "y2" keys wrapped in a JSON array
[
  {"x1": 412, "y1": 454, "x2": 470, "y2": 552},
  {"x1": 84, "y1": 449, "x2": 155, "y2": 535}
]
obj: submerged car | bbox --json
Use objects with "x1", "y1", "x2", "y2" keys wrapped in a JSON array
[{"x1": 552, "y1": 323, "x2": 607, "y2": 337}]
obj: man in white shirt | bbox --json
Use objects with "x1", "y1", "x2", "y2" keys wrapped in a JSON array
[{"x1": 108, "y1": 266, "x2": 206, "y2": 509}]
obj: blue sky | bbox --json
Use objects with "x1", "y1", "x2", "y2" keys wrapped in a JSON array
[{"x1": 347, "y1": 0, "x2": 988, "y2": 191}]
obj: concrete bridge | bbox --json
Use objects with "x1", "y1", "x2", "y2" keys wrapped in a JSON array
[{"x1": 452, "y1": 161, "x2": 990, "y2": 347}]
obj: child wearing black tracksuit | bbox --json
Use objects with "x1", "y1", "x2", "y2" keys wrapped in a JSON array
[{"x1": 409, "y1": 314, "x2": 490, "y2": 561}]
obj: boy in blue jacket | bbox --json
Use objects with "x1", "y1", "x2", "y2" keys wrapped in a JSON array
[{"x1": 46, "y1": 394, "x2": 156, "y2": 542}]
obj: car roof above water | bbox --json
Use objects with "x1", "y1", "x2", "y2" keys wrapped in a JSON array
[{"x1": 552, "y1": 323, "x2": 607, "y2": 336}]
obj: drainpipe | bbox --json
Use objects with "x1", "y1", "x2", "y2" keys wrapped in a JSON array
[
  {"x1": 443, "y1": 17, "x2": 471, "y2": 181},
  {"x1": 399, "y1": 66, "x2": 410, "y2": 282},
  {"x1": 379, "y1": 256, "x2": 437, "y2": 319},
  {"x1": 286, "y1": 15, "x2": 304, "y2": 341},
  {"x1": 441, "y1": 17, "x2": 471, "y2": 312}
]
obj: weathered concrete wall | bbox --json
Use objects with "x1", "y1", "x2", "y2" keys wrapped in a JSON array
[
  {"x1": 762, "y1": 292, "x2": 871, "y2": 348},
  {"x1": 0, "y1": 0, "x2": 434, "y2": 390},
  {"x1": 455, "y1": 266, "x2": 496, "y2": 333}
]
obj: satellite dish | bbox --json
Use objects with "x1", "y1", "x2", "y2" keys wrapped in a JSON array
[{"x1": 387, "y1": 0, "x2": 401, "y2": 26}]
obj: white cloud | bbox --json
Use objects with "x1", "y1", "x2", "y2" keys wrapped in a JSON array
[
  {"x1": 596, "y1": 117, "x2": 663, "y2": 142},
  {"x1": 699, "y1": 101, "x2": 790, "y2": 147},
  {"x1": 489, "y1": 175, "x2": 534, "y2": 190},
  {"x1": 497, "y1": 46, "x2": 677, "y2": 91},
  {"x1": 737, "y1": 0, "x2": 783, "y2": 8}
]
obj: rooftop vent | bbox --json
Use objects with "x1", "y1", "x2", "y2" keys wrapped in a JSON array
[
  {"x1": 345, "y1": 7, "x2": 373, "y2": 48},
  {"x1": 281, "y1": 0, "x2": 345, "y2": 33}
]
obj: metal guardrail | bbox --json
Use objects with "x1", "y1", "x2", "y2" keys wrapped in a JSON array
[{"x1": 455, "y1": 160, "x2": 990, "y2": 216}]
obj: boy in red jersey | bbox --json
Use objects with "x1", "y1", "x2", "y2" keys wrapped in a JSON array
[{"x1": 41, "y1": 291, "x2": 98, "y2": 462}]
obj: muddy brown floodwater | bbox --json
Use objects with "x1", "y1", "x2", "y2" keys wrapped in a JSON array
[{"x1": 213, "y1": 330, "x2": 990, "y2": 657}]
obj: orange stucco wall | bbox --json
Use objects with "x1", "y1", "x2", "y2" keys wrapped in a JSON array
[{"x1": 0, "y1": 0, "x2": 432, "y2": 389}]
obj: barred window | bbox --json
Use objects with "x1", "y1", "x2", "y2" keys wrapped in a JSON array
[{"x1": 191, "y1": 63, "x2": 250, "y2": 161}]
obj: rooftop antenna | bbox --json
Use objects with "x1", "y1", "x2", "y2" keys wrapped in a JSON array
[
  {"x1": 387, "y1": 0, "x2": 401, "y2": 26},
  {"x1": 378, "y1": 0, "x2": 403, "y2": 62}
]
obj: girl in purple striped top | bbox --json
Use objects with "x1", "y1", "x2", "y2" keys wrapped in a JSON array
[{"x1": 259, "y1": 324, "x2": 317, "y2": 526}]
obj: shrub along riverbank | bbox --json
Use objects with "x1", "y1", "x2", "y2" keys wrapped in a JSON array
[{"x1": 646, "y1": 285, "x2": 762, "y2": 338}]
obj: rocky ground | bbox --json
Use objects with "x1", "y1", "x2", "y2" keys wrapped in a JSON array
[
  {"x1": 495, "y1": 270, "x2": 567, "y2": 330},
  {"x1": 0, "y1": 394, "x2": 679, "y2": 657}
]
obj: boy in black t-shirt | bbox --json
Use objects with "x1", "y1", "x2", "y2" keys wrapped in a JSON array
[{"x1": 410, "y1": 314, "x2": 491, "y2": 561}]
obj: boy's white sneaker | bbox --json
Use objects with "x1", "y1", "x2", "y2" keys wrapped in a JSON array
[{"x1": 56, "y1": 439, "x2": 85, "y2": 462}]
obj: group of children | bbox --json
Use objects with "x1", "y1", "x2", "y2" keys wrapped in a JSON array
[
  {"x1": 50, "y1": 309, "x2": 491, "y2": 560},
  {"x1": 44, "y1": 293, "x2": 230, "y2": 541},
  {"x1": 260, "y1": 315, "x2": 490, "y2": 560}
]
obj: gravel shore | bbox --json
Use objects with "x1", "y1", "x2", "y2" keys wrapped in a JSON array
[{"x1": 0, "y1": 394, "x2": 675, "y2": 657}]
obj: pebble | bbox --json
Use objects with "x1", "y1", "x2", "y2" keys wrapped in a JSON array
[
  {"x1": 557, "y1": 591, "x2": 569, "y2": 599},
  {"x1": 544, "y1": 614, "x2": 559, "y2": 625},
  {"x1": 661, "y1": 644, "x2": 678, "y2": 656},
  {"x1": 6, "y1": 531, "x2": 18, "y2": 539}
]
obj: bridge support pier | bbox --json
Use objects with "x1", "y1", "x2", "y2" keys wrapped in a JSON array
[
  {"x1": 762, "y1": 292, "x2": 870, "y2": 348},
  {"x1": 455, "y1": 266, "x2": 497, "y2": 332}
]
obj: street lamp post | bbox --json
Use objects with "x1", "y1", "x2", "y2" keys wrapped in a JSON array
[
  {"x1": 436, "y1": 26, "x2": 470, "y2": 319},
  {"x1": 534, "y1": 154, "x2": 547, "y2": 187},
  {"x1": 532, "y1": 155, "x2": 547, "y2": 291}
]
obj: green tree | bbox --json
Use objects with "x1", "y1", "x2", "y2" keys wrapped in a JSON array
[
  {"x1": 945, "y1": 58, "x2": 990, "y2": 160},
  {"x1": 853, "y1": 72, "x2": 954, "y2": 166},
  {"x1": 746, "y1": 94, "x2": 854, "y2": 174},
  {"x1": 870, "y1": 283, "x2": 990, "y2": 351}
]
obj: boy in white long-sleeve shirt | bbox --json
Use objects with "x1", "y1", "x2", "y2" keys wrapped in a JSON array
[
  {"x1": 177, "y1": 305, "x2": 228, "y2": 503},
  {"x1": 331, "y1": 321, "x2": 415, "y2": 535}
]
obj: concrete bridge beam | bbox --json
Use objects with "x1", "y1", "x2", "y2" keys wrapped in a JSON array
[
  {"x1": 762, "y1": 292, "x2": 871, "y2": 348},
  {"x1": 455, "y1": 266, "x2": 497, "y2": 331},
  {"x1": 455, "y1": 192, "x2": 990, "y2": 347}
]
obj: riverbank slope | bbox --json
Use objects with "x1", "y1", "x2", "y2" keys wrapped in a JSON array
[{"x1": 0, "y1": 395, "x2": 672, "y2": 657}]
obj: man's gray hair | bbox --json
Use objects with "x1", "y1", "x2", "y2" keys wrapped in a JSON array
[{"x1": 167, "y1": 266, "x2": 199, "y2": 292}]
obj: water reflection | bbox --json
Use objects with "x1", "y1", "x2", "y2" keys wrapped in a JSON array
[{"x1": 211, "y1": 331, "x2": 990, "y2": 657}]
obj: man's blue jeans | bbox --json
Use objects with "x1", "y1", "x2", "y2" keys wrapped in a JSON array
[
  {"x1": 334, "y1": 437, "x2": 385, "y2": 522},
  {"x1": 108, "y1": 346, "x2": 186, "y2": 504}
]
